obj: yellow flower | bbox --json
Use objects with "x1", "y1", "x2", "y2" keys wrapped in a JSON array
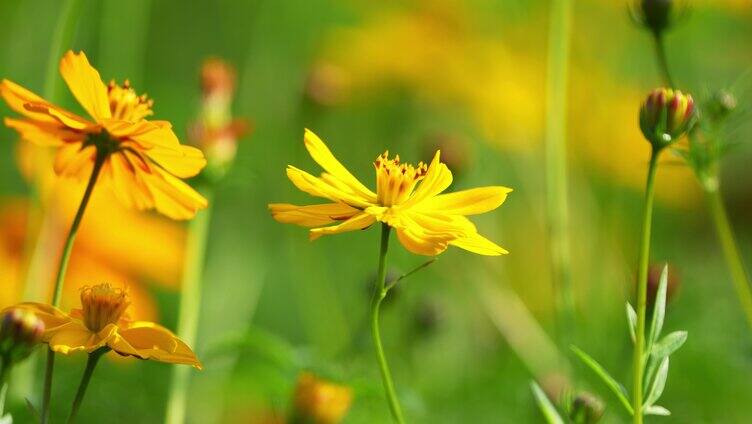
[
  {"x1": 0, "y1": 51, "x2": 207, "y2": 219},
  {"x1": 293, "y1": 372, "x2": 352, "y2": 424},
  {"x1": 3, "y1": 284, "x2": 201, "y2": 368},
  {"x1": 269, "y1": 130, "x2": 511, "y2": 256}
]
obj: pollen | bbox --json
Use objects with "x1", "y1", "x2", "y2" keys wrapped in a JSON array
[
  {"x1": 107, "y1": 80, "x2": 154, "y2": 121},
  {"x1": 374, "y1": 151, "x2": 427, "y2": 206},
  {"x1": 80, "y1": 283, "x2": 131, "y2": 333}
]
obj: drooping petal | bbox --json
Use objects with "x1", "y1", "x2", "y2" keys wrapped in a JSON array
[
  {"x1": 450, "y1": 232, "x2": 508, "y2": 256},
  {"x1": 114, "y1": 321, "x2": 202, "y2": 368},
  {"x1": 140, "y1": 164, "x2": 208, "y2": 220},
  {"x1": 418, "y1": 186, "x2": 512, "y2": 216},
  {"x1": 143, "y1": 145, "x2": 207, "y2": 178},
  {"x1": 47, "y1": 321, "x2": 118, "y2": 355},
  {"x1": 53, "y1": 143, "x2": 96, "y2": 179},
  {"x1": 4, "y1": 118, "x2": 83, "y2": 147},
  {"x1": 269, "y1": 203, "x2": 361, "y2": 227},
  {"x1": 395, "y1": 226, "x2": 451, "y2": 256},
  {"x1": 309, "y1": 212, "x2": 376, "y2": 240},
  {"x1": 303, "y1": 129, "x2": 377, "y2": 200},
  {"x1": 286, "y1": 166, "x2": 374, "y2": 209},
  {"x1": 0, "y1": 79, "x2": 59, "y2": 124},
  {"x1": 23, "y1": 101, "x2": 95, "y2": 130},
  {"x1": 403, "y1": 151, "x2": 452, "y2": 207},
  {"x1": 59, "y1": 51, "x2": 112, "y2": 121},
  {"x1": 105, "y1": 151, "x2": 155, "y2": 211}
]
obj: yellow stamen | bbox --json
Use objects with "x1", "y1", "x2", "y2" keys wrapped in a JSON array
[
  {"x1": 107, "y1": 80, "x2": 154, "y2": 121},
  {"x1": 374, "y1": 151, "x2": 427, "y2": 206},
  {"x1": 80, "y1": 284, "x2": 130, "y2": 333}
]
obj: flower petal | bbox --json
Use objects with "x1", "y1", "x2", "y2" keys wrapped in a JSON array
[
  {"x1": 47, "y1": 321, "x2": 116, "y2": 355},
  {"x1": 114, "y1": 321, "x2": 202, "y2": 368},
  {"x1": 144, "y1": 145, "x2": 207, "y2": 178},
  {"x1": 3, "y1": 302, "x2": 71, "y2": 330},
  {"x1": 105, "y1": 151, "x2": 155, "y2": 210},
  {"x1": 404, "y1": 151, "x2": 452, "y2": 206},
  {"x1": 4, "y1": 118, "x2": 83, "y2": 147},
  {"x1": 0, "y1": 79, "x2": 58, "y2": 123},
  {"x1": 59, "y1": 51, "x2": 112, "y2": 121},
  {"x1": 269, "y1": 203, "x2": 360, "y2": 227},
  {"x1": 286, "y1": 166, "x2": 374, "y2": 209},
  {"x1": 140, "y1": 164, "x2": 208, "y2": 220},
  {"x1": 53, "y1": 143, "x2": 96, "y2": 178},
  {"x1": 309, "y1": 212, "x2": 375, "y2": 240},
  {"x1": 450, "y1": 231, "x2": 508, "y2": 256},
  {"x1": 395, "y1": 226, "x2": 451, "y2": 256},
  {"x1": 418, "y1": 186, "x2": 512, "y2": 216},
  {"x1": 303, "y1": 129, "x2": 377, "y2": 201}
]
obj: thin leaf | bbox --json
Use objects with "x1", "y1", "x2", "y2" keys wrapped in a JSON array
[
  {"x1": 647, "y1": 265, "x2": 669, "y2": 350},
  {"x1": 652, "y1": 331, "x2": 688, "y2": 359},
  {"x1": 530, "y1": 381, "x2": 565, "y2": 424},
  {"x1": 570, "y1": 345, "x2": 634, "y2": 415},
  {"x1": 626, "y1": 302, "x2": 637, "y2": 343},
  {"x1": 645, "y1": 357, "x2": 670, "y2": 407},
  {"x1": 24, "y1": 398, "x2": 39, "y2": 422},
  {"x1": 644, "y1": 405, "x2": 671, "y2": 416}
]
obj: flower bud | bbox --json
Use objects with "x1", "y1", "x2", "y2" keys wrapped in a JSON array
[
  {"x1": 639, "y1": 88, "x2": 695, "y2": 149},
  {"x1": 569, "y1": 392, "x2": 605, "y2": 424},
  {"x1": 0, "y1": 308, "x2": 44, "y2": 366},
  {"x1": 293, "y1": 373, "x2": 352, "y2": 424},
  {"x1": 631, "y1": 0, "x2": 687, "y2": 36}
]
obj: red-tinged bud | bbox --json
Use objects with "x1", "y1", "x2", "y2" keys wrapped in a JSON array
[
  {"x1": 0, "y1": 308, "x2": 44, "y2": 367},
  {"x1": 201, "y1": 58, "x2": 236, "y2": 101},
  {"x1": 640, "y1": 88, "x2": 695, "y2": 149}
]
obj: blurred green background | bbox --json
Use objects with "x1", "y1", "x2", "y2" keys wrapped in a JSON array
[{"x1": 1, "y1": 0, "x2": 751, "y2": 422}]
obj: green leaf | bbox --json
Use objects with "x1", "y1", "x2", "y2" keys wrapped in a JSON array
[
  {"x1": 652, "y1": 331, "x2": 688, "y2": 359},
  {"x1": 645, "y1": 357, "x2": 670, "y2": 407},
  {"x1": 647, "y1": 265, "x2": 669, "y2": 351},
  {"x1": 570, "y1": 345, "x2": 634, "y2": 415},
  {"x1": 644, "y1": 405, "x2": 671, "y2": 416},
  {"x1": 626, "y1": 302, "x2": 637, "y2": 343},
  {"x1": 530, "y1": 381, "x2": 565, "y2": 424}
]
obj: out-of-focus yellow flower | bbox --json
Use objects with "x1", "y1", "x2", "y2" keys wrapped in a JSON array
[
  {"x1": 270, "y1": 130, "x2": 511, "y2": 256},
  {"x1": 0, "y1": 50, "x2": 207, "y2": 219},
  {"x1": 4, "y1": 284, "x2": 201, "y2": 368},
  {"x1": 293, "y1": 372, "x2": 352, "y2": 424},
  {"x1": 0, "y1": 308, "x2": 44, "y2": 365}
]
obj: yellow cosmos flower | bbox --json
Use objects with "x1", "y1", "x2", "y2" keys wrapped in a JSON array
[
  {"x1": 269, "y1": 130, "x2": 511, "y2": 256},
  {"x1": 0, "y1": 51, "x2": 207, "y2": 219},
  {"x1": 3, "y1": 284, "x2": 201, "y2": 368}
]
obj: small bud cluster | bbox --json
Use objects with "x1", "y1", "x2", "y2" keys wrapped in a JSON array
[
  {"x1": 0, "y1": 308, "x2": 44, "y2": 367},
  {"x1": 639, "y1": 88, "x2": 695, "y2": 149}
]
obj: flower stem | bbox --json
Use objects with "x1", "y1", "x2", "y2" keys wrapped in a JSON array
[
  {"x1": 632, "y1": 149, "x2": 661, "y2": 423},
  {"x1": 706, "y1": 188, "x2": 752, "y2": 329},
  {"x1": 544, "y1": 0, "x2": 575, "y2": 339},
  {"x1": 165, "y1": 187, "x2": 213, "y2": 424},
  {"x1": 370, "y1": 224, "x2": 405, "y2": 424},
  {"x1": 66, "y1": 348, "x2": 107, "y2": 424},
  {"x1": 41, "y1": 151, "x2": 106, "y2": 424},
  {"x1": 652, "y1": 32, "x2": 675, "y2": 88}
]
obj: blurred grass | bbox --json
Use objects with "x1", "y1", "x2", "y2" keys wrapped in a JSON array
[{"x1": 0, "y1": 0, "x2": 751, "y2": 423}]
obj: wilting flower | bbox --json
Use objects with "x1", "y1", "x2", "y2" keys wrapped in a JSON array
[
  {"x1": 293, "y1": 372, "x2": 352, "y2": 424},
  {"x1": 0, "y1": 308, "x2": 44, "y2": 365},
  {"x1": 639, "y1": 88, "x2": 695, "y2": 149},
  {"x1": 0, "y1": 51, "x2": 207, "y2": 219},
  {"x1": 3, "y1": 284, "x2": 201, "y2": 368},
  {"x1": 269, "y1": 130, "x2": 511, "y2": 256}
]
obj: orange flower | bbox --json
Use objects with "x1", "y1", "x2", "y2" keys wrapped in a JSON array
[{"x1": 0, "y1": 51, "x2": 207, "y2": 219}]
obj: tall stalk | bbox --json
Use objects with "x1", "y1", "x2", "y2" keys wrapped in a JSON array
[
  {"x1": 544, "y1": 0, "x2": 575, "y2": 337},
  {"x1": 370, "y1": 224, "x2": 405, "y2": 423},
  {"x1": 632, "y1": 150, "x2": 660, "y2": 424},
  {"x1": 165, "y1": 188, "x2": 213, "y2": 424},
  {"x1": 66, "y1": 348, "x2": 108, "y2": 424},
  {"x1": 652, "y1": 32, "x2": 675, "y2": 88}
]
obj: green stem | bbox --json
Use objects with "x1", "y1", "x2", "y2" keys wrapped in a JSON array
[
  {"x1": 0, "y1": 361, "x2": 8, "y2": 388},
  {"x1": 164, "y1": 188, "x2": 213, "y2": 424},
  {"x1": 652, "y1": 32, "x2": 675, "y2": 88},
  {"x1": 66, "y1": 348, "x2": 107, "y2": 424},
  {"x1": 632, "y1": 149, "x2": 661, "y2": 423},
  {"x1": 544, "y1": 0, "x2": 575, "y2": 339},
  {"x1": 370, "y1": 224, "x2": 405, "y2": 424},
  {"x1": 41, "y1": 151, "x2": 105, "y2": 424},
  {"x1": 706, "y1": 188, "x2": 752, "y2": 329}
]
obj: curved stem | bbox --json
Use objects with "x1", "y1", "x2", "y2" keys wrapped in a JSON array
[
  {"x1": 706, "y1": 188, "x2": 752, "y2": 329},
  {"x1": 632, "y1": 149, "x2": 661, "y2": 423},
  {"x1": 652, "y1": 32, "x2": 675, "y2": 88},
  {"x1": 41, "y1": 151, "x2": 106, "y2": 424},
  {"x1": 165, "y1": 187, "x2": 213, "y2": 424},
  {"x1": 66, "y1": 348, "x2": 107, "y2": 424},
  {"x1": 370, "y1": 224, "x2": 405, "y2": 423}
]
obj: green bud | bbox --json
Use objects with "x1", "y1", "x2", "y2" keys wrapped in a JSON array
[
  {"x1": 0, "y1": 308, "x2": 45, "y2": 367},
  {"x1": 569, "y1": 392, "x2": 605, "y2": 424},
  {"x1": 639, "y1": 88, "x2": 696, "y2": 149},
  {"x1": 631, "y1": 0, "x2": 686, "y2": 35}
]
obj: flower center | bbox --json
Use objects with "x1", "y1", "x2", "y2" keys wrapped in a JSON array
[
  {"x1": 374, "y1": 152, "x2": 427, "y2": 206},
  {"x1": 80, "y1": 284, "x2": 130, "y2": 333},
  {"x1": 107, "y1": 80, "x2": 154, "y2": 122}
]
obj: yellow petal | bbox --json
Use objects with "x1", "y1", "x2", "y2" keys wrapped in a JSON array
[
  {"x1": 4, "y1": 118, "x2": 82, "y2": 147},
  {"x1": 23, "y1": 101, "x2": 95, "y2": 130},
  {"x1": 47, "y1": 321, "x2": 117, "y2": 355},
  {"x1": 114, "y1": 321, "x2": 202, "y2": 368},
  {"x1": 418, "y1": 186, "x2": 512, "y2": 216},
  {"x1": 105, "y1": 152, "x2": 155, "y2": 210},
  {"x1": 404, "y1": 151, "x2": 452, "y2": 206},
  {"x1": 309, "y1": 212, "x2": 376, "y2": 240},
  {"x1": 3, "y1": 302, "x2": 71, "y2": 330},
  {"x1": 141, "y1": 165, "x2": 208, "y2": 220},
  {"x1": 303, "y1": 129, "x2": 377, "y2": 200},
  {"x1": 53, "y1": 143, "x2": 96, "y2": 178},
  {"x1": 286, "y1": 166, "x2": 374, "y2": 209},
  {"x1": 144, "y1": 145, "x2": 207, "y2": 178},
  {"x1": 269, "y1": 203, "x2": 360, "y2": 227},
  {"x1": 59, "y1": 51, "x2": 112, "y2": 121},
  {"x1": 450, "y1": 232, "x2": 508, "y2": 256},
  {"x1": 0, "y1": 79, "x2": 59, "y2": 124},
  {"x1": 395, "y1": 226, "x2": 450, "y2": 256}
]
